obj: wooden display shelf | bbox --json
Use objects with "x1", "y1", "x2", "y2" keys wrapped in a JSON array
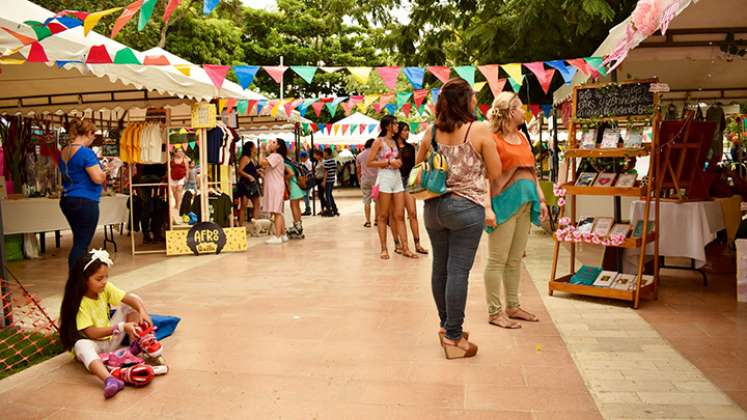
[
  {"x1": 564, "y1": 147, "x2": 649, "y2": 158},
  {"x1": 549, "y1": 274, "x2": 656, "y2": 302},
  {"x1": 561, "y1": 183, "x2": 643, "y2": 197},
  {"x1": 552, "y1": 230, "x2": 657, "y2": 249},
  {"x1": 572, "y1": 114, "x2": 654, "y2": 125}
]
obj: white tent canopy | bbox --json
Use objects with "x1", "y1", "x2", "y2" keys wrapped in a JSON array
[
  {"x1": 311, "y1": 112, "x2": 381, "y2": 145},
  {"x1": 554, "y1": 0, "x2": 747, "y2": 105},
  {"x1": 0, "y1": 0, "x2": 260, "y2": 117}
]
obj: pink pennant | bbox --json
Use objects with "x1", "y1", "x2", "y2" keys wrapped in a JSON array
[
  {"x1": 359, "y1": 124, "x2": 367, "y2": 134},
  {"x1": 372, "y1": 103, "x2": 383, "y2": 114},
  {"x1": 143, "y1": 55, "x2": 170, "y2": 65},
  {"x1": 111, "y1": 0, "x2": 143, "y2": 39},
  {"x1": 524, "y1": 62, "x2": 556, "y2": 94},
  {"x1": 349, "y1": 95, "x2": 364, "y2": 106},
  {"x1": 478, "y1": 65, "x2": 506, "y2": 96},
  {"x1": 341, "y1": 101, "x2": 354, "y2": 115},
  {"x1": 86, "y1": 45, "x2": 112, "y2": 64},
  {"x1": 428, "y1": 66, "x2": 451, "y2": 84},
  {"x1": 413, "y1": 89, "x2": 428, "y2": 109},
  {"x1": 163, "y1": 0, "x2": 183, "y2": 24},
  {"x1": 263, "y1": 66, "x2": 287, "y2": 84},
  {"x1": 27, "y1": 42, "x2": 48, "y2": 63},
  {"x1": 203, "y1": 64, "x2": 230, "y2": 90},
  {"x1": 376, "y1": 67, "x2": 400, "y2": 90},
  {"x1": 312, "y1": 101, "x2": 325, "y2": 118},
  {"x1": 567, "y1": 59, "x2": 596, "y2": 78},
  {"x1": 379, "y1": 93, "x2": 394, "y2": 107}
]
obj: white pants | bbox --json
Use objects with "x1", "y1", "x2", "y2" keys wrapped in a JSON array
[
  {"x1": 74, "y1": 303, "x2": 135, "y2": 370},
  {"x1": 376, "y1": 169, "x2": 404, "y2": 194}
]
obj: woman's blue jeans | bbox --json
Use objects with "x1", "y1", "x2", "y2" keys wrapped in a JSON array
[{"x1": 59, "y1": 196, "x2": 100, "y2": 270}]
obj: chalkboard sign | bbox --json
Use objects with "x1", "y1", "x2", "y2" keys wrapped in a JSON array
[{"x1": 575, "y1": 81, "x2": 655, "y2": 120}]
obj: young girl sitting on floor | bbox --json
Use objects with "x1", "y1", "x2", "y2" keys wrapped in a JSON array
[{"x1": 59, "y1": 250, "x2": 162, "y2": 399}]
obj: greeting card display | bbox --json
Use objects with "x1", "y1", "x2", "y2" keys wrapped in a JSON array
[
  {"x1": 580, "y1": 129, "x2": 596, "y2": 149},
  {"x1": 624, "y1": 128, "x2": 644, "y2": 148},
  {"x1": 591, "y1": 217, "x2": 614, "y2": 237},
  {"x1": 593, "y1": 172, "x2": 617, "y2": 187},
  {"x1": 576, "y1": 217, "x2": 595, "y2": 234},
  {"x1": 575, "y1": 172, "x2": 597, "y2": 187},
  {"x1": 615, "y1": 173, "x2": 637, "y2": 188},
  {"x1": 601, "y1": 128, "x2": 621, "y2": 148},
  {"x1": 612, "y1": 273, "x2": 637, "y2": 290},
  {"x1": 609, "y1": 223, "x2": 631, "y2": 238},
  {"x1": 593, "y1": 271, "x2": 618, "y2": 287}
]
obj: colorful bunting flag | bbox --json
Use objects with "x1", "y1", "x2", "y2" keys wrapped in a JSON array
[
  {"x1": 508, "y1": 75, "x2": 524, "y2": 93},
  {"x1": 138, "y1": 0, "x2": 157, "y2": 31},
  {"x1": 270, "y1": 100, "x2": 282, "y2": 117},
  {"x1": 584, "y1": 57, "x2": 608, "y2": 77},
  {"x1": 403, "y1": 67, "x2": 425, "y2": 89},
  {"x1": 401, "y1": 103, "x2": 412, "y2": 118},
  {"x1": 312, "y1": 101, "x2": 325, "y2": 118},
  {"x1": 359, "y1": 124, "x2": 367, "y2": 135},
  {"x1": 203, "y1": 64, "x2": 230, "y2": 90},
  {"x1": 233, "y1": 65, "x2": 260, "y2": 89},
  {"x1": 46, "y1": 22, "x2": 68, "y2": 35},
  {"x1": 359, "y1": 94, "x2": 379, "y2": 113},
  {"x1": 428, "y1": 66, "x2": 451, "y2": 84},
  {"x1": 163, "y1": 0, "x2": 183, "y2": 24},
  {"x1": 566, "y1": 58, "x2": 593, "y2": 77},
  {"x1": 368, "y1": 124, "x2": 377, "y2": 134},
  {"x1": 384, "y1": 103, "x2": 397, "y2": 115},
  {"x1": 348, "y1": 67, "x2": 372, "y2": 84},
  {"x1": 326, "y1": 97, "x2": 347, "y2": 116},
  {"x1": 2, "y1": 27, "x2": 37, "y2": 46},
  {"x1": 478, "y1": 104, "x2": 490, "y2": 119},
  {"x1": 320, "y1": 67, "x2": 342, "y2": 73},
  {"x1": 83, "y1": 7, "x2": 121, "y2": 36},
  {"x1": 86, "y1": 45, "x2": 112, "y2": 64},
  {"x1": 143, "y1": 55, "x2": 170, "y2": 65},
  {"x1": 237, "y1": 99, "x2": 248, "y2": 115},
  {"x1": 501, "y1": 63, "x2": 524, "y2": 88},
  {"x1": 189, "y1": 141, "x2": 196, "y2": 150},
  {"x1": 376, "y1": 66, "x2": 400, "y2": 90},
  {"x1": 174, "y1": 64, "x2": 191, "y2": 76},
  {"x1": 256, "y1": 100, "x2": 266, "y2": 115},
  {"x1": 431, "y1": 88, "x2": 441, "y2": 105},
  {"x1": 53, "y1": 16, "x2": 83, "y2": 30},
  {"x1": 291, "y1": 66, "x2": 317, "y2": 84},
  {"x1": 545, "y1": 60, "x2": 577, "y2": 84},
  {"x1": 473, "y1": 81, "x2": 487, "y2": 92},
  {"x1": 114, "y1": 47, "x2": 141, "y2": 65},
  {"x1": 524, "y1": 62, "x2": 556, "y2": 94},
  {"x1": 111, "y1": 0, "x2": 142, "y2": 39},
  {"x1": 453, "y1": 66, "x2": 476, "y2": 86},
  {"x1": 0, "y1": 58, "x2": 25, "y2": 65},
  {"x1": 541, "y1": 104, "x2": 553, "y2": 117},
  {"x1": 24, "y1": 21, "x2": 53, "y2": 41},
  {"x1": 396, "y1": 92, "x2": 412, "y2": 109},
  {"x1": 478, "y1": 65, "x2": 504, "y2": 97},
  {"x1": 225, "y1": 98, "x2": 237, "y2": 114},
  {"x1": 413, "y1": 89, "x2": 428, "y2": 109},
  {"x1": 203, "y1": 0, "x2": 221, "y2": 15},
  {"x1": 264, "y1": 66, "x2": 288, "y2": 84},
  {"x1": 27, "y1": 42, "x2": 48, "y2": 63},
  {"x1": 247, "y1": 99, "x2": 258, "y2": 115}
]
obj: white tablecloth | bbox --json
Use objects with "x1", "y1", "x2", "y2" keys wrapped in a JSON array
[
  {"x1": 625, "y1": 200, "x2": 726, "y2": 269},
  {"x1": 1, "y1": 194, "x2": 129, "y2": 235}
]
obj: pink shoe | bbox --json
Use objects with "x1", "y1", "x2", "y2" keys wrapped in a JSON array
[
  {"x1": 111, "y1": 364, "x2": 154, "y2": 387},
  {"x1": 100, "y1": 348, "x2": 143, "y2": 368},
  {"x1": 134, "y1": 324, "x2": 163, "y2": 358}
]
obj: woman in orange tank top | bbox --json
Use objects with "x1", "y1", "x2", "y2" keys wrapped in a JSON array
[{"x1": 483, "y1": 92, "x2": 548, "y2": 329}]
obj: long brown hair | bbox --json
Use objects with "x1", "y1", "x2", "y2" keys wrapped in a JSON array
[
  {"x1": 59, "y1": 254, "x2": 108, "y2": 350},
  {"x1": 435, "y1": 78, "x2": 475, "y2": 133}
]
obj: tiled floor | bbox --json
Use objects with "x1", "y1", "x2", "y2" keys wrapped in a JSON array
[
  {"x1": 1, "y1": 195, "x2": 600, "y2": 419},
  {"x1": 2, "y1": 192, "x2": 746, "y2": 419}
]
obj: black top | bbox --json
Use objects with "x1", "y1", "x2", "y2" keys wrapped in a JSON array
[
  {"x1": 240, "y1": 160, "x2": 259, "y2": 184},
  {"x1": 398, "y1": 142, "x2": 416, "y2": 179}
]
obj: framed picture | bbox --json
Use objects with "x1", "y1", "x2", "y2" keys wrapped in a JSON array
[
  {"x1": 580, "y1": 129, "x2": 596, "y2": 149},
  {"x1": 611, "y1": 273, "x2": 637, "y2": 290},
  {"x1": 577, "y1": 217, "x2": 595, "y2": 234},
  {"x1": 592, "y1": 217, "x2": 614, "y2": 237},
  {"x1": 609, "y1": 223, "x2": 631, "y2": 238},
  {"x1": 601, "y1": 128, "x2": 621, "y2": 148},
  {"x1": 615, "y1": 173, "x2": 637, "y2": 188},
  {"x1": 575, "y1": 172, "x2": 597, "y2": 187},
  {"x1": 624, "y1": 128, "x2": 644, "y2": 148},
  {"x1": 593, "y1": 270, "x2": 618, "y2": 287},
  {"x1": 594, "y1": 172, "x2": 617, "y2": 187},
  {"x1": 632, "y1": 220, "x2": 655, "y2": 238}
]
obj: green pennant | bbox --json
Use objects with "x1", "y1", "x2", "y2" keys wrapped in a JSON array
[
  {"x1": 584, "y1": 57, "x2": 608, "y2": 77},
  {"x1": 396, "y1": 92, "x2": 412, "y2": 109},
  {"x1": 291, "y1": 66, "x2": 317, "y2": 84},
  {"x1": 409, "y1": 122, "x2": 418, "y2": 133},
  {"x1": 302, "y1": 123, "x2": 309, "y2": 133},
  {"x1": 350, "y1": 124, "x2": 358, "y2": 134},
  {"x1": 453, "y1": 66, "x2": 476, "y2": 86},
  {"x1": 508, "y1": 75, "x2": 524, "y2": 92},
  {"x1": 417, "y1": 104, "x2": 426, "y2": 115},
  {"x1": 113, "y1": 47, "x2": 141, "y2": 65},
  {"x1": 237, "y1": 99, "x2": 249, "y2": 115},
  {"x1": 189, "y1": 141, "x2": 197, "y2": 150},
  {"x1": 139, "y1": 0, "x2": 158, "y2": 31},
  {"x1": 24, "y1": 21, "x2": 52, "y2": 41}
]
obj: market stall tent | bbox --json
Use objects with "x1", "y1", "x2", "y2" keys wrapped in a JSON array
[
  {"x1": 312, "y1": 112, "x2": 381, "y2": 145},
  {"x1": 554, "y1": 0, "x2": 747, "y2": 105}
]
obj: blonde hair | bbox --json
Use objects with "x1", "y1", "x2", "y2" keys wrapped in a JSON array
[
  {"x1": 487, "y1": 92, "x2": 519, "y2": 133},
  {"x1": 67, "y1": 118, "x2": 97, "y2": 138}
]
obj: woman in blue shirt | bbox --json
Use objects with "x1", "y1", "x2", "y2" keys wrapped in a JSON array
[{"x1": 58, "y1": 119, "x2": 106, "y2": 269}]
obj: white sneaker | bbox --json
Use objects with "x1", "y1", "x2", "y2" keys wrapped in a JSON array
[
  {"x1": 265, "y1": 236, "x2": 282, "y2": 245},
  {"x1": 282, "y1": 234, "x2": 289, "y2": 242}
]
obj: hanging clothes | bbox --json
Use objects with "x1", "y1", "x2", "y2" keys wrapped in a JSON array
[{"x1": 119, "y1": 122, "x2": 166, "y2": 164}]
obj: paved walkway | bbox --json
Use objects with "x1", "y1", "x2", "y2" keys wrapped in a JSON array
[{"x1": 1, "y1": 195, "x2": 745, "y2": 419}]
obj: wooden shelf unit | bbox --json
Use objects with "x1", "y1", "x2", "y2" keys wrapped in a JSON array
[{"x1": 549, "y1": 79, "x2": 662, "y2": 309}]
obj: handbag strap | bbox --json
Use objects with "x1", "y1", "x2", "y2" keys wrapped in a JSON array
[{"x1": 430, "y1": 124, "x2": 439, "y2": 152}]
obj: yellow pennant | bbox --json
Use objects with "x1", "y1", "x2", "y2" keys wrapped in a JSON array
[
  {"x1": 0, "y1": 58, "x2": 25, "y2": 65},
  {"x1": 501, "y1": 63, "x2": 523, "y2": 86},
  {"x1": 473, "y1": 81, "x2": 487, "y2": 92},
  {"x1": 174, "y1": 64, "x2": 191, "y2": 77},
  {"x1": 348, "y1": 67, "x2": 372, "y2": 84},
  {"x1": 218, "y1": 99, "x2": 227, "y2": 113},
  {"x1": 83, "y1": 8, "x2": 123, "y2": 36},
  {"x1": 270, "y1": 100, "x2": 282, "y2": 117},
  {"x1": 359, "y1": 94, "x2": 380, "y2": 112}
]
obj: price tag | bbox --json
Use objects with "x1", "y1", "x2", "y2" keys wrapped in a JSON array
[
  {"x1": 191, "y1": 103, "x2": 217, "y2": 129},
  {"x1": 649, "y1": 83, "x2": 670, "y2": 93}
]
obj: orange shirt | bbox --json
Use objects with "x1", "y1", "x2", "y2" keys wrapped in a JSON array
[{"x1": 494, "y1": 131, "x2": 535, "y2": 172}]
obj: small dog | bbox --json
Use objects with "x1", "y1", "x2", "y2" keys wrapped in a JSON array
[{"x1": 247, "y1": 219, "x2": 273, "y2": 237}]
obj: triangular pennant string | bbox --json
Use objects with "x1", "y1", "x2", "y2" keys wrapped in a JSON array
[
  {"x1": 478, "y1": 65, "x2": 503, "y2": 96},
  {"x1": 384, "y1": 104, "x2": 397, "y2": 115},
  {"x1": 545, "y1": 60, "x2": 577, "y2": 84},
  {"x1": 86, "y1": 45, "x2": 113, "y2": 64},
  {"x1": 143, "y1": 55, "x2": 170, "y2": 65},
  {"x1": 203, "y1": 0, "x2": 221, "y2": 15},
  {"x1": 233, "y1": 65, "x2": 260, "y2": 89},
  {"x1": 111, "y1": 0, "x2": 143, "y2": 39},
  {"x1": 203, "y1": 64, "x2": 230, "y2": 90},
  {"x1": 524, "y1": 62, "x2": 556, "y2": 94},
  {"x1": 24, "y1": 21, "x2": 53, "y2": 41},
  {"x1": 566, "y1": 58, "x2": 593, "y2": 77},
  {"x1": 413, "y1": 89, "x2": 428, "y2": 109},
  {"x1": 312, "y1": 101, "x2": 325, "y2": 118},
  {"x1": 376, "y1": 67, "x2": 401, "y2": 90},
  {"x1": 348, "y1": 67, "x2": 372, "y2": 84},
  {"x1": 428, "y1": 66, "x2": 451, "y2": 84},
  {"x1": 326, "y1": 97, "x2": 347, "y2": 116},
  {"x1": 473, "y1": 81, "x2": 487, "y2": 92},
  {"x1": 584, "y1": 57, "x2": 608, "y2": 77},
  {"x1": 403, "y1": 67, "x2": 425, "y2": 89},
  {"x1": 163, "y1": 0, "x2": 183, "y2": 24},
  {"x1": 508, "y1": 75, "x2": 524, "y2": 93},
  {"x1": 290, "y1": 66, "x2": 317, "y2": 84},
  {"x1": 431, "y1": 88, "x2": 441, "y2": 105},
  {"x1": 2, "y1": 27, "x2": 37, "y2": 46},
  {"x1": 453, "y1": 66, "x2": 476, "y2": 86},
  {"x1": 26, "y1": 42, "x2": 48, "y2": 63},
  {"x1": 402, "y1": 103, "x2": 412, "y2": 118},
  {"x1": 138, "y1": 0, "x2": 157, "y2": 31},
  {"x1": 320, "y1": 67, "x2": 342, "y2": 73},
  {"x1": 256, "y1": 100, "x2": 266, "y2": 115},
  {"x1": 83, "y1": 7, "x2": 122, "y2": 36},
  {"x1": 174, "y1": 64, "x2": 191, "y2": 76},
  {"x1": 113, "y1": 47, "x2": 141, "y2": 65},
  {"x1": 396, "y1": 92, "x2": 412, "y2": 109},
  {"x1": 237, "y1": 99, "x2": 248, "y2": 115},
  {"x1": 263, "y1": 66, "x2": 288, "y2": 85},
  {"x1": 501, "y1": 63, "x2": 524, "y2": 87}
]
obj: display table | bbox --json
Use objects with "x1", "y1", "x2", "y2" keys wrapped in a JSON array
[
  {"x1": 625, "y1": 200, "x2": 725, "y2": 270},
  {"x1": 1, "y1": 194, "x2": 129, "y2": 251}
]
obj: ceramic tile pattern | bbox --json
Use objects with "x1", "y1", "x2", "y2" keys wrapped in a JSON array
[{"x1": 0, "y1": 193, "x2": 745, "y2": 419}]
